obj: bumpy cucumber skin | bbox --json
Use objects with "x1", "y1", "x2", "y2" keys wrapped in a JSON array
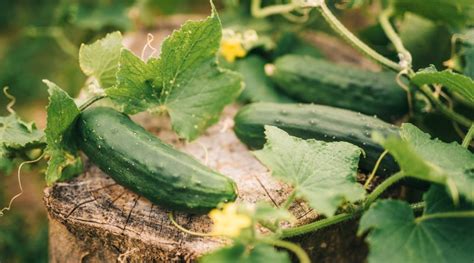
[
  {"x1": 271, "y1": 55, "x2": 408, "y2": 121},
  {"x1": 76, "y1": 107, "x2": 237, "y2": 213},
  {"x1": 234, "y1": 102, "x2": 400, "y2": 175}
]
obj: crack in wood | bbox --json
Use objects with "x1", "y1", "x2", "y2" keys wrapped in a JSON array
[{"x1": 65, "y1": 198, "x2": 97, "y2": 218}]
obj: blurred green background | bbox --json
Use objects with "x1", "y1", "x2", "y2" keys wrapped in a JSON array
[{"x1": 0, "y1": 0, "x2": 461, "y2": 261}]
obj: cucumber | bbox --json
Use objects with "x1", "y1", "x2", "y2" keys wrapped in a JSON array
[
  {"x1": 235, "y1": 55, "x2": 295, "y2": 103},
  {"x1": 269, "y1": 55, "x2": 408, "y2": 121},
  {"x1": 234, "y1": 102, "x2": 399, "y2": 175},
  {"x1": 76, "y1": 107, "x2": 237, "y2": 213}
]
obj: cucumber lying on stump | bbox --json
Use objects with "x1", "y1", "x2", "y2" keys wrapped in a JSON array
[
  {"x1": 76, "y1": 107, "x2": 238, "y2": 213},
  {"x1": 268, "y1": 55, "x2": 408, "y2": 121},
  {"x1": 234, "y1": 102, "x2": 400, "y2": 176}
]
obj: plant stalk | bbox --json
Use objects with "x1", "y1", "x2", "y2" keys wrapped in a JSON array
[
  {"x1": 316, "y1": 1, "x2": 401, "y2": 71},
  {"x1": 462, "y1": 124, "x2": 474, "y2": 148},
  {"x1": 415, "y1": 211, "x2": 474, "y2": 223},
  {"x1": 280, "y1": 212, "x2": 354, "y2": 238},
  {"x1": 262, "y1": 239, "x2": 311, "y2": 263},
  {"x1": 78, "y1": 95, "x2": 107, "y2": 111},
  {"x1": 366, "y1": 171, "x2": 405, "y2": 206}
]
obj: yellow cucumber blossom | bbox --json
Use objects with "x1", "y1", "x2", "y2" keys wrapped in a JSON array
[
  {"x1": 220, "y1": 29, "x2": 258, "y2": 62},
  {"x1": 220, "y1": 39, "x2": 247, "y2": 63},
  {"x1": 209, "y1": 203, "x2": 252, "y2": 237}
]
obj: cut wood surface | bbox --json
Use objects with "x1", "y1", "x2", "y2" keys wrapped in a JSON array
[{"x1": 44, "y1": 16, "x2": 374, "y2": 262}]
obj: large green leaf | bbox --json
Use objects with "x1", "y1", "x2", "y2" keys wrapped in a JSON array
[
  {"x1": 43, "y1": 80, "x2": 83, "y2": 185},
  {"x1": 254, "y1": 126, "x2": 365, "y2": 216},
  {"x1": 359, "y1": 186, "x2": 474, "y2": 263},
  {"x1": 79, "y1": 31, "x2": 123, "y2": 89},
  {"x1": 374, "y1": 123, "x2": 474, "y2": 202},
  {"x1": 411, "y1": 66, "x2": 474, "y2": 106},
  {"x1": 393, "y1": 0, "x2": 474, "y2": 29},
  {"x1": 200, "y1": 242, "x2": 290, "y2": 263},
  {"x1": 107, "y1": 5, "x2": 242, "y2": 140}
]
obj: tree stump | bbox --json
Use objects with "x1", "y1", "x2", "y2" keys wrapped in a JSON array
[
  {"x1": 44, "y1": 17, "x2": 375, "y2": 262},
  {"x1": 45, "y1": 106, "x2": 319, "y2": 262}
]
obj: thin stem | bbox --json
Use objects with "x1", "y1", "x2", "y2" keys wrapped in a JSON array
[
  {"x1": 168, "y1": 212, "x2": 216, "y2": 237},
  {"x1": 3, "y1": 87, "x2": 16, "y2": 114},
  {"x1": 378, "y1": 7, "x2": 412, "y2": 68},
  {"x1": 251, "y1": 0, "x2": 299, "y2": 18},
  {"x1": 364, "y1": 150, "x2": 389, "y2": 189},
  {"x1": 262, "y1": 239, "x2": 311, "y2": 263},
  {"x1": 366, "y1": 171, "x2": 406, "y2": 206},
  {"x1": 0, "y1": 153, "x2": 45, "y2": 216},
  {"x1": 418, "y1": 84, "x2": 472, "y2": 128},
  {"x1": 280, "y1": 212, "x2": 354, "y2": 238},
  {"x1": 415, "y1": 211, "x2": 474, "y2": 223},
  {"x1": 78, "y1": 95, "x2": 107, "y2": 111},
  {"x1": 462, "y1": 124, "x2": 474, "y2": 148},
  {"x1": 316, "y1": 1, "x2": 401, "y2": 71},
  {"x1": 282, "y1": 190, "x2": 297, "y2": 210}
]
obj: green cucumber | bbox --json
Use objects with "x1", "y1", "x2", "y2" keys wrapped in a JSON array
[
  {"x1": 235, "y1": 55, "x2": 294, "y2": 103},
  {"x1": 269, "y1": 55, "x2": 408, "y2": 121},
  {"x1": 234, "y1": 102, "x2": 400, "y2": 175},
  {"x1": 76, "y1": 107, "x2": 237, "y2": 213}
]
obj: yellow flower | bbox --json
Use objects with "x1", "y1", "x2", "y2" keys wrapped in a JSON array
[
  {"x1": 220, "y1": 39, "x2": 247, "y2": 63},
  {"x1": 209, "y1": 203, "x2": 252, "y2": 238}
]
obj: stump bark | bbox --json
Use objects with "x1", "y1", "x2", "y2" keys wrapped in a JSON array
[{"x1": 44, "y1": 17, "x2": 375, "y2": 262}]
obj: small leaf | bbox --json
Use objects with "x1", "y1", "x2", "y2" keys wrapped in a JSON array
[
  {"x1": 254, "y1": 126, "x2": 365, "y2": 216},
  {"x1": 107, "y1": 5, "x2": 242, "y2": 140},
  {"x1": 411, "y1": 66, "x2": 474, "y2": 106},
  {"x1": 200, "y1": 242, "x2": 290, "y2": 263},
  {"x1": 374, "y1": 123, "x2": 474, "y2": 202},
  {"x1": 79, "y1": 31, "x2": 123, "y2": 89},
  {"x1": 359, "y1": 186, "x2": 474, "y2": 263},
  {"x1": 0, "y1": 114, "x2": 44, "y2": 149},
  {"x1": 43, "y1": 80, "x2": 83, "y2": 185}
]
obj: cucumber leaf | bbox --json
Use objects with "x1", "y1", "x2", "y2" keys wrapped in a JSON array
[
  {"x1": 254, "y1": 126, "x2": 365, "y2": 216},
  {"x1": 359, "y1": 186, "x2": 474, "y2": 263},
  {"x1": 0, "y1": 114, "x2": 44, "y2": 150},
  {"x1": 374, "y1": 123, "x2": 474, "y2": 202},
  {"x1": 43, "y1": 80, "x2": 83, "y2": 185},
  {"x1": 200, "y1": 242, "x2": 290, "y2": 263},
  {"x1": 0, "y1": 91, "x2": 45, "y2": 174},
  {"x1": 411, "y1": 66, "x2": 474, "y2": 106},
  {"x1": 107, "y1": 5, "x2": 242, "y2": 141},
  {"x1": 79, "y1": 31, "x2": 123, "y2": 89},
  {"x1": 392, "y1": 0, "x2": 474, "y2": 29}
]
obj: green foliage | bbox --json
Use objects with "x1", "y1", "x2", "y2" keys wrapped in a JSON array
[
  {"x1": 374, "y1": 123, "x2": 474, "y2": 202},
  {"x1": 359, "y1": 186, "x2": 474, "y2": 263},
  {"x1": 392, "y1": 0, "x2": 474, "y2": 29},
  {"x1": 107, "y1": 6, "x2": 242, "y2": 140},
  {"x1": 411, "y1": 66, "x2": 474, "y2": 106},
  {"x1": 254, "y1": 126, "x2": 365, "y2": 216},
  {"x1": 44, "y1": 80, "x2": 82, "y2": 185},
  {"x1": 0, "y1": 213, "x2": 48, "y2": 263},
  {"x1": 79, "y1": 31, "x2": 123, "y2": 89},
  {"x1": 200, "y1": 242, "x2": 290, "y2": 263},
  {"x1": 0, "y1": 114, "x2": 44, "y2": 153}
]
